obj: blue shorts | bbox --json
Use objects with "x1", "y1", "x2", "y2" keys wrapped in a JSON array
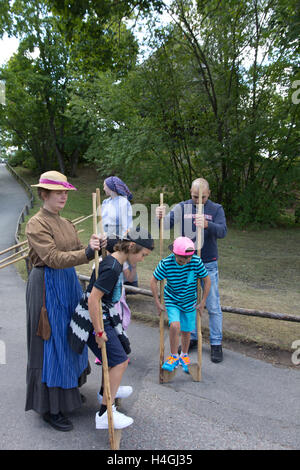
[
  {"x1": 166, "y1": 305, "x2": 196, "y2": 332},
  {"x1": 87, "y1": 323, "x2": 128, "y2": 367}
]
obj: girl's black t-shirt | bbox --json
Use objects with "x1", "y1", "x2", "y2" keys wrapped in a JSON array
[{"x1": 87, "y1": 255, "x2": 123, "y2": 304}]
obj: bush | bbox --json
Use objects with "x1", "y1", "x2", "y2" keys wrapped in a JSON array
[
  {"x1": 9, "y1": 149, "x2": 32, "y2": 167},
  {"x1": 23, "y1": 156, "x2": 37, "y2": 170},
  {"x1": 232, "y1": 183, "x2": 284, "y2": 228}
]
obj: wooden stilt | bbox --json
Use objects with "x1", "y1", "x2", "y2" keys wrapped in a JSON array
[
  {"x1": 159, "y1": 193, "x2": 177, "y2": 384},
  {"x1": 188, "y1": 183, "x2": 203, "y2": 381},
  {"x1": 159, "y1": 300, "x2": 166, "y2": 383},
  {"x1": 96, "y1": 188, "x2": 107, "y2": 260},
  {"x1": 93, "y1": 193, "x2": 118, "y2": 450},
  {"x1": 159, "y1": 194, "x2": 165, "y2": 383}
]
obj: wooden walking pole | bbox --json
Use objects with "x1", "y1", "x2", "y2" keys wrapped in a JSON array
[
  {"x1": 159, "y1": 193, "x2": 177, "y2": 384},
  {"x1": 96, "y1": 188, "x2": 107, "y2": 260},
  {"x1": 196, "y1": 182, "x2": 203, "y2": 380},
  {"x1": 159, "y1": 193, "x2": 165, "y2": 384},
  {"x1": 189, "y1": 183, "x2": 203, "y2": 381},
  {"x1": 93, "y1": 193, "x2": 118, "y2": 450}
]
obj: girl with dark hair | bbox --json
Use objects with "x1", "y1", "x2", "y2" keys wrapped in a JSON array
[{"x1": 87, "y1": 227, "x2": 154, "y2": 430}]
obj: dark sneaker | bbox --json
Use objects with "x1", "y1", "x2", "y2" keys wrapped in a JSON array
[
  {"x1": 211, "y1": 345, "x2": 223, "y2": 363},
  {"x1": 178, "y1": 339, "x2": 198, "y2": 355},
  {"x1": 189, "y1": 339, "x2": 198, "y2": 351}
]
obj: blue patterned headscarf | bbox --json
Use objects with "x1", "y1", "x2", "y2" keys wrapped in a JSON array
[{"x1": 105, "y1": 176, "x2": 133, "y2": 201}]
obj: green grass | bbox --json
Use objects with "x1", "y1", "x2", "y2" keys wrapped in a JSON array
[{"x1": 14, "y1": 166, "x2": 300, "y2": 352}]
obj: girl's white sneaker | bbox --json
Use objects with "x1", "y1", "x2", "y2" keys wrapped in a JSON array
[
  {"x1": 97, "y1": 385, "x2": 133, "y2": 405},
  {"x1": 95, "y1": 405, "x2": 134, "y2": 429}
]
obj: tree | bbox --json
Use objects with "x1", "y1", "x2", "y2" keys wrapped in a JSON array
[
  {"x1": 77, "y1": 0, "x2": 300, "y2": 224},
  {"x1": 0, "y1": 0, "x2": 141, "y2": 175},
  {"x1": 151, "y1": 0, "x2": 300, "y2": 224},
  {"x1": 0, "y1": 0, "x2": 12, "y2": 38}
]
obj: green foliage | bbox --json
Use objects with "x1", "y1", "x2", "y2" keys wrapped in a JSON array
[
  {"x1": 23, "y1": 156, "x2": 37, "y2": 170},
  {"x1": 0, "y1": 0, "x2": 12, "y2": 37},
  {"x1": 0, "y1": 0, "x2": 144, "y2": 176},
  {"x1": 232, "y1": 183, "x2": 280, "y2": 228},
  {"x1": 8, "y1": 150, "x2": 28, "y2": 167},
  {"x1": 1, "y1": 0, "x2": 299, "y2": 227},
  {"x1": 67, "y1": 0, "x2": 299, "y2": 227}
]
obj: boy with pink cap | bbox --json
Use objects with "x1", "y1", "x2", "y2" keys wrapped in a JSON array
[{"x1": 150, "y1": 236, "x2": 211, "y2": 372}]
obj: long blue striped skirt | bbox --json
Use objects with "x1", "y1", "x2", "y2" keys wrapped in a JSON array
[{"x1": 42, "y1": 267, "x2": 88, "y2": 389}]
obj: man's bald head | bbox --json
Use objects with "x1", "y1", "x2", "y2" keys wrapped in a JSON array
[{"x1": 190, "y1": 178, "x2": 210, "y2": 205}]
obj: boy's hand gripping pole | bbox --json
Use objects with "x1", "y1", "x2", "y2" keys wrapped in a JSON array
[{"x1": 93, "y1": 192, "x2": 120, "y2": 450}]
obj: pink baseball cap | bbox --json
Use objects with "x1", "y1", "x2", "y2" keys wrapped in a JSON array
[{"x1": 169, "y1": 236, "x2": 195, "y2": 256}]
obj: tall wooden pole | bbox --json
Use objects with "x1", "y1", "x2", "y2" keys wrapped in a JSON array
[
  {"x1": 93, "y1": 193, "x2": 117, "y2": 449},
  {"x1": 159, "y1": 193, "x2": 165, "y2": 384},
  {"x1": 196, "y1": 183, "x2": 203, "y2": 381},
  {"x1": 96, "y1": 188, "x2": 107, "y2": 259}
]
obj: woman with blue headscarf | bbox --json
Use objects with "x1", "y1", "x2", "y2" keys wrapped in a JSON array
[
  {"x1": 102, "y1": 176, "x2": 133, "y2": 238},
  {"x1": 99, "y1": 177, "x2": 137, "y2": 366}
]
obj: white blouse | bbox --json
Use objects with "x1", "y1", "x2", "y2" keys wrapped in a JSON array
[{"x1": 101, "y1": 196, "x2": 133, "y2": 237}]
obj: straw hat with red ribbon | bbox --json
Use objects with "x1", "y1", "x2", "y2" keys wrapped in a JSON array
[{"x1": 31, "y1": 171, "x2": 77, "y2": 191}]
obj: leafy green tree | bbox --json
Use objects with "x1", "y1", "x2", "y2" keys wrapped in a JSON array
[
  {"x1": 86, "y1": 0, "x2": 299, "y2": 224},
  {"x1": 147, "y1": 0, "x2": 300, "y2": 225},
  {"x1": 0, "y1": 0, "x2": 141, "y2": 175},
  {"x1": 0, "y1": 0, "x2": 12, "y2": 37}
]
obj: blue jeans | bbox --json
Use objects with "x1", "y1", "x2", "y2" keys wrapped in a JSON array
[{"x1": 190, "y1": 261, "x2": 223, "y2": 345}]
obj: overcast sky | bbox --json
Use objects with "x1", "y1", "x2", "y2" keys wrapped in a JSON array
[{"x1": 0, "y1": 34, "x2": 19, "y2": 66}]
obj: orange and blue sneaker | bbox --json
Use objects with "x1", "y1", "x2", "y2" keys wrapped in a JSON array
[
  {"x1": 162, "y1": 355, "x2": 179, "y2": 371},
  {"x1": 179, "y1": 354, "x2": 190, "y2": 373}
]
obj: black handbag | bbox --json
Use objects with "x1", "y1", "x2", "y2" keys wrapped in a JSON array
[{"x1": 68, "y1": 292, "x2": 93, "y2": 354}]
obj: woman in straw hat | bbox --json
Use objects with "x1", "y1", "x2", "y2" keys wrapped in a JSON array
[{"x1": 25, "y1": 170, "x2": 104, "y2": 432}]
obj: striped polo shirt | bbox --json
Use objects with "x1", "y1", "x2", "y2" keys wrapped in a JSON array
[{"x1": 153, "y1": 254, "x2": 208, "y2": 310}]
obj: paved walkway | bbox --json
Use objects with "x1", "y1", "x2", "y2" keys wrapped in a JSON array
[{"x1": 0, "y1": 165, "x2": 299, "y2": 451}]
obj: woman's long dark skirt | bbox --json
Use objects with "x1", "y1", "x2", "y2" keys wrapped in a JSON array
[{"x1": 25, "y1": 267, "x2": 90, "y2": 415}]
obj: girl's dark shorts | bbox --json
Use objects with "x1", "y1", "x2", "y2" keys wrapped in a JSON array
[{"x1": 87, "y1": 323, "x2": 128, "y2": 367}]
